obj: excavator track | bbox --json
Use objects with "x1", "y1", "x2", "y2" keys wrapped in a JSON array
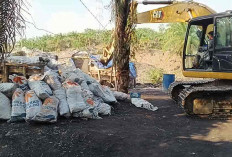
[
  {"x1": 178, "y1": 85, "x2": 232, "y2": 120},
  {"x1": 168, "y1": 79, "x2": 215, "y2": 102}
]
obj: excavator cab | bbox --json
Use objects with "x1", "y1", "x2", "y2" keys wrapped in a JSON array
[{"x1": 183, "y1": 11, "x2": 232, "y2": 78}]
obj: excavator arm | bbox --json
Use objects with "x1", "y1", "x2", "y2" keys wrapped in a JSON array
[
  {"x1": 99, "y1": 1, "x2": 217, "y2": 66},
  {"x1": 134, "y1": 0, "x2": 216, "y2": 24}
]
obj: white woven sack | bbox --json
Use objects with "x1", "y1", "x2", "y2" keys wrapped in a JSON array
[
  {"x1": 54, "y1": 88, "x2": 71, "y2": 118},
  {"x1": 0, "y1": 83, "x2": 18, "y2": 98},
  {"x1": 10, "y1": 88, "x2": 26, "y2": 122},
  {"x1": 66, "y1": 86, "x2": 88, "y2": 113},
  {"x1": 25, "y1": 90, "x2": 42, "y2": 121},
  {"x1": 44, "y1": 70, "x2": 62, "y2": 90},
  {"x1": 33, "y1": 96, "x2": 59, "y2": 123},
  {"x1": 28, "y1": 81, "x2": 53, "y2": 100},
  {"x1": 96, "y1": 103, "x2": 111, "y2": 115},
  {"x1": 0, "y1": 92, "x2": 11, "y2": 120}
]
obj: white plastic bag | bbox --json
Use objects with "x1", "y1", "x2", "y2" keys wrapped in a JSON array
[
  {"x1": 0, "y1": 92, "x2": 11, "y2": 120},
  {"x1": 67, "y1": 72, "x2": 83, "y2": 83},
  {"x1": 89, "y1": 83, "x2": 117, "y2": 103},
  {"x1": 73, "y1": 107, "x2": 101, "y2": 119},
  {"x1": 113, "y1": 91, "x2": 130, "y2": 101},
  {"x1": 65, "y1": 71, "x2": 89, "y2": 90},
  {"x1": 81, "y1": 89, "x2": 94, "y2": 100},
  {"x1": 81, "y1": 89, "x2": 96, "y2": 107},
  {"x1": 0, "y1": 83, "x2": 18, "y2": 98},
  {"x1": 5, "y1": 56, "x2": 41, "y2": 64},
  {"x1": 9, "y1": 74, "x2": 30, "y2": 92},
  {"x1": 80, "y1": 81, "x2": 90, "y2": 90},
  {"x1": 10, "y1": 88, "x2": 26, "y2": 122},
  {"x1": 25, "y1": 90, "x2": 42, "y2": 121},
  {"x1": 47, "y1": 59, "x2": 58, "y2": 70},
  {"x1": 66, "y1": 86, "x2": 88, "y2": 113},
  {"x1": 54, "y1": 88, "x2": 71, "y2": 118},
  {"x1": 93, "y1": 96, "x2": 104, "y2": 105},
  {"x1": 62, "y1": 79, "x2": 79, "y2": 89},
  {"x1": 28, "y1": 74, "x2": 44, "y2": 81},
  {"x1": 33, "y1": 96, "x2": 59, "y2": 123},
  {"x1": 131, "y1": 98, "x2": 158, "y2": 111},
  {"x1": 96, "y1": 103, "x2": 111, "y2": 115},
  {"x1": 28, "y1": 81, "x2": 53, "y2": 100},
  {"x1": 74, "y1": 69, "x2": 98, "y2": 84},
  {"x1": 73, "y1": 69, "x2": 90, "y2": 90},
  {"x1": 44, "y1": 70, "x2": 62, "y2": 90}
]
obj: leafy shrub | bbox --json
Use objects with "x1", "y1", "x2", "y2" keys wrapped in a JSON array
[
  {"x1": 18, "y1": 25, "x2": 194, "y2": 56},
  {"x1": 19, "y1": 29, "x2": 112, "y2": 52},
  {"x1": 148, "y1": 68, "x2": 164, "y2": 84}
]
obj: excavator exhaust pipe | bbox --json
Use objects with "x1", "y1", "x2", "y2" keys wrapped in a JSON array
[{"x1": 138, "y1": 0, "x2": 174, "y2": 5}]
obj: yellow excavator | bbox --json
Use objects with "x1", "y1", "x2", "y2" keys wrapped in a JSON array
[{"x1": 134, "y1": 0, "x2": 232, "y2": 118}]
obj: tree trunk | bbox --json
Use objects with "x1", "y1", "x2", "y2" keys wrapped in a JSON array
[{"x1": 114, "y1": 0, "x2": 130, "y2": 93}]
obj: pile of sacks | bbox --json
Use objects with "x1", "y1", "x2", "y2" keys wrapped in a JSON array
[
  {"x1": 6, "y1": 53, "x2": 59, "y2": 72},
  {"x1": 0, "y1": 68, "x2": 116, "y2": 123}
]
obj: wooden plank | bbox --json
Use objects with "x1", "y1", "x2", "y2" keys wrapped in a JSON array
[
  {"x1": 27, "y1": 69, "x2": 44, "y2": 76},
  {"x1": 5, "y1": 63, "x2": 45, "y2": 66},
  {"x1": 0, "y1": 62, "x2": 45, "y2": 81}
]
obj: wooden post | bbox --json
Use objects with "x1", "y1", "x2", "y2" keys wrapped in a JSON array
[
  {"x1": 3, "y1": 64, "x2": 8, "y2": 82},
  {"x1": 22, "y1": 66, "x2": 26, "y2": 77}
]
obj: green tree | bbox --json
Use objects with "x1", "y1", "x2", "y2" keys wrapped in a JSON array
[{"x1": 160, "y1": 23, "x2": 187, "y2": 55}]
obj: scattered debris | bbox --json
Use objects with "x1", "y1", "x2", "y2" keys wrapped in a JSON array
[
  {"x1": 131, "y1": 98, "x2": 158, "y2": 111},
  {"x1": 113, "y1": 91, "x2": 130, "y2": 101}
]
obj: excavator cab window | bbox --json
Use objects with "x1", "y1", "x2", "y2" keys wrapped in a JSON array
[
  {"x1": 184, "y1": 17, "x2": 214, "y2": 71},
  {"x1": 184, "y1": 25, "x2": 202, "y2": 69},
  {"x1": 215, "y1": 16, "x2": 232, "y2": 49},
  {"x1": 213, "y1": 15, "x2": 232, "y2": 71}
]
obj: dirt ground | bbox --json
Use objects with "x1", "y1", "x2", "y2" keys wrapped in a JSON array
[
  {"x1": 0, "y1": 88, "x2": 232, "y2": 157},
  {"x1": 134, "y1": 49, "x2": 183, "y2": 83}
]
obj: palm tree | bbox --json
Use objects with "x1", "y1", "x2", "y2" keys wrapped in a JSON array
[
  {"x1": 0, "y1": 0, "x2": 25, "y2": 59},
  {"x1": 114, "y1": 0, "x2": 135, "y2": 93},
  {"x1": 0, "y1": 0, "x2": 25, "y2": 82}
]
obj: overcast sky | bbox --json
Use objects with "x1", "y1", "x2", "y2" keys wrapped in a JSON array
[{"x1": 23, "y1": 0, "x2": 232, "y2": 38}]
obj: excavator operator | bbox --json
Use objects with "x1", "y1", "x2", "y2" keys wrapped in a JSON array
[
  {"x1": 194, "y1": 31, "x2": 213, "y2": 69},
  {"x1": 193, "y1": 31, "x2": 214, "y2": 69},
  {"x1": 208, "y1": 31, "x2": 214, "y2": 49}
]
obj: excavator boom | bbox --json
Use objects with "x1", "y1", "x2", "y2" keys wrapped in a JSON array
[{"x1": 135, "y1": 1, "x2": 216, "y2": 24}]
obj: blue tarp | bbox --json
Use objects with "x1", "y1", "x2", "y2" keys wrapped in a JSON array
[
  {"x1": 90, "y1": 55, "x2": 113, "y2": 69},
  {"x1": 129, "y1": 62, "x2": 137, "y2": 79}
]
